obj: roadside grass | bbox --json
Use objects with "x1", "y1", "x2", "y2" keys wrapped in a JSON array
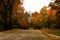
[
  {"x1": 51, "y1": 31, "x2": 60, "y2": 36},
  {"x1": 51, "y1": 29, "x2": 60, "y2": 36}
]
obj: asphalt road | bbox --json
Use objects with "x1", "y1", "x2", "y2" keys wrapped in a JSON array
[
  {"x1": 0, "y1": 29, "x2": 50, "y2": 40},
  {"x1": 0, "y1": 29, "x2": 60, "y2": 40}
]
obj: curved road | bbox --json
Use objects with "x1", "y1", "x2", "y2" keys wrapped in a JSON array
[{"x1": 0, "y1": 29, "x2": 51, "y2": 40}]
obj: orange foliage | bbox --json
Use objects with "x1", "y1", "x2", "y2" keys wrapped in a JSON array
[
  {"x1": 47, "y1": 8, "x2": 57, "y2": 21},
  {"x1": 30, "y1": 6, "x2": 57, "y2": 25},
  {"x1": 12, "y1": 0, "x2": 24, "y2": 15},
  {"x1": 32, "y1": 12, "x2": 40, "y2": 17},
  {"x1": 18, "y1": 19, "x2": 28, "y2": 27},
  {"x1": 47, "y1": 8, "x2": 57, "y2": 17},
  {"x1": 30, "y1": 12, "x2": 41, "y2": 24}
]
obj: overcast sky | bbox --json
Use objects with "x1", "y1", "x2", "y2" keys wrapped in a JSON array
[{"x1": 23, "y1": 0, "x2": 51, "y2": 13}]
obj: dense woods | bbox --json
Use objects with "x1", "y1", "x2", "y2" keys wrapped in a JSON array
[{"x1": 0, "y1": 0, "x2": 60, "y2": 31}]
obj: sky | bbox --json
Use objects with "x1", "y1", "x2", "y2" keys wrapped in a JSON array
[{"x1": 23, "y1": 0, "x2": 51, "y2": 13}]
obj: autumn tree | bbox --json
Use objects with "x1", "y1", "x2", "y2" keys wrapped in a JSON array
[
  {"x1": 30, "y1": 12, "x2": 41, "y2": 29},
  {"x1": 0, "y1": 0, "x2": 23, "y2": 30},
  {"x1": 39, "y1": 6, "x2": 49, "y2": 28},
  {"x1": 17, "y1": 12, "x2": 30, "y2": 29},
  {"x1": 0, "y1": 0, "x2": 14, "y2": 30},
  {"x1": 49, "y1": 0, "x2": 60, "y2": 29},
  {"x1": 11, "y1": 0, "x2": 24, "y2": 28},
  {"x1": 40, "y1": 5, "x2": 57, "y2": 29}
]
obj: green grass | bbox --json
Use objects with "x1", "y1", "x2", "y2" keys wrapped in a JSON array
[
  {"x1": 51, "y1": 31, "x2": 60, "y2": 36},
  {"x1": 52, "y1": 32, "x2": 60, "y2": 36}
]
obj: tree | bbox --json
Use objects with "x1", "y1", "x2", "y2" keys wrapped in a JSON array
[
  {"x1": 40, "y1": 6, "x2": 57, "y2": 29},
  {"x1": 11, "y1": 0, "x2": 24, "y2": 28},
  {"x1": 17, "y1": 12, "x2": 30, "y2": 29},
  {"x1": 39, "y1": 6, "x2": 49, "y2": 28},
  {"x1": 0, "y1": 0, "x2": 23, "y2": 30},
  {"x1": 30, "y1": 12, "x2": 41, "y2": 29},
  {"x1": 49, "y1": 0, "x2": 60, "y2": 29},
  {"x1": 0, "y1": 0, "x2": 14, "y2": 30}
]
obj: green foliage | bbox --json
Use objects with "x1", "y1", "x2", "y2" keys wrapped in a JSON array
[
  {"x1": 51, "y1": 30, "x2": 60, "y2": 36},
  {"x1": 50, "y1": 23, "x2": 57, "y2": 29}
]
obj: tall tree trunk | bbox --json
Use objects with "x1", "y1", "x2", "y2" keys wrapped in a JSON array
[{"x1": 0, "y1": 0, "x2": 14, "y2": 30}]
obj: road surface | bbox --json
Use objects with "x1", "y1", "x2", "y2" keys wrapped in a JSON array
[{"x1": 0, "y1": 29, "x2": 51, "y2": 40}]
